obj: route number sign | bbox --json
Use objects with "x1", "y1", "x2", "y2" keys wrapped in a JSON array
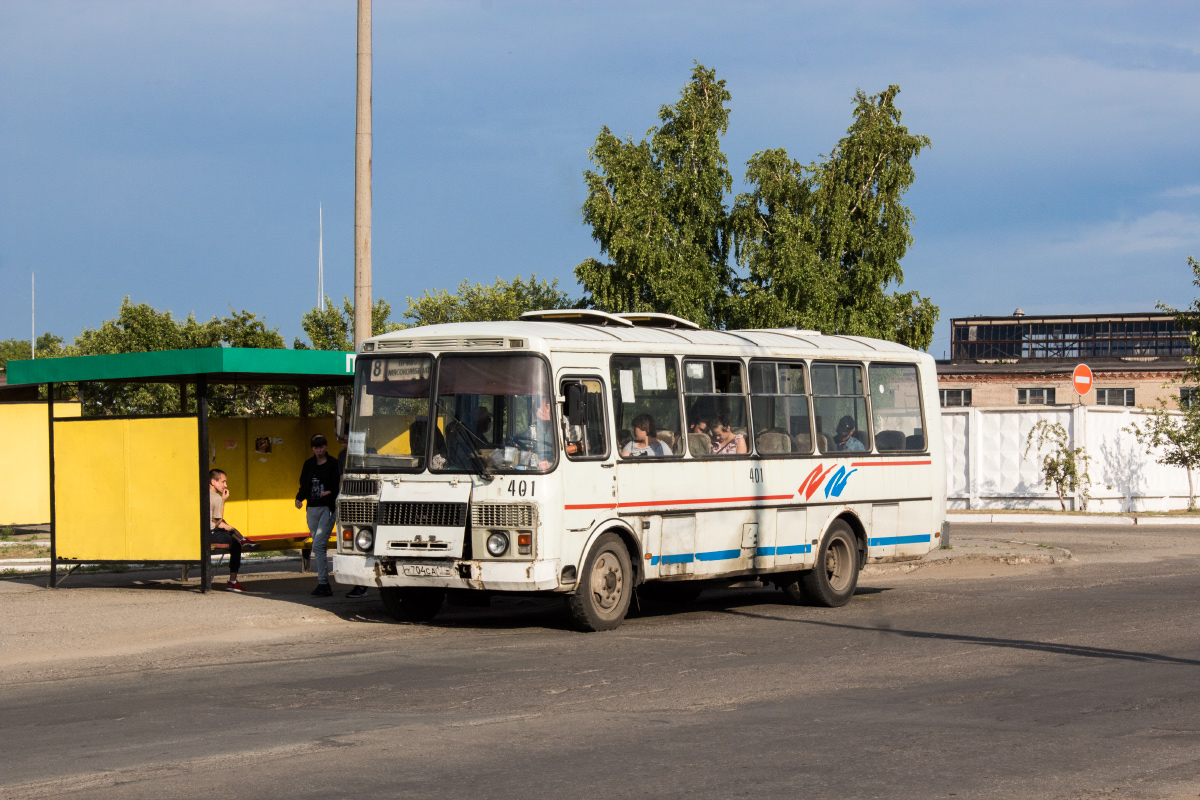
[{"x1": 1072, "y1": 364, "x2": 1093, "y2": 396}]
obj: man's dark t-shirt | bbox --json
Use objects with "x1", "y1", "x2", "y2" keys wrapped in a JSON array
[{"x1": 297, "y1": 456, "x2": 341, "y2": 509}]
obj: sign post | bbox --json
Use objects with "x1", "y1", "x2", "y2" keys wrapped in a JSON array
[{"x1": 1072, "y1": 364, "x2": 1093, "y2": 402}]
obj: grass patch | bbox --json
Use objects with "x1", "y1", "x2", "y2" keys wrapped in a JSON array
[{"x1": 0, "y1": 544, "x2": 51, "y2": 559}]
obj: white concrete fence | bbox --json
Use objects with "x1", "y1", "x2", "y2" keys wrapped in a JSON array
[{"x1": 941, "y1": 406, "x2": 1194, "y2": 511}]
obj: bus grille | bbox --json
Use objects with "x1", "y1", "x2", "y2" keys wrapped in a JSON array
[
  {"x1": 339, "y1": 499, "x2": 378, "y2": 525},
  {"x1": 379, "y1": 501, "x2": 467, "y2": 527},
  {"x1": 341, "y1": 478, "x2": 380, "y2": 496},
  {"x1": 471, "y1": 502, "x2": 535, "y2": 528}
]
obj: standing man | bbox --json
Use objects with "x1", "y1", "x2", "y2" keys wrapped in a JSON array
[
  {"x1": 296, "y1": 433, "x2": 341, "y2": 597},
  {"x1": 210, "y1": 469, "x2": 257, "y2": 592}
]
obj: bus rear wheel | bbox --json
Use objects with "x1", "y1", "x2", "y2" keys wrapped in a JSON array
[
  {"x1": 566, "y1": 533, "x2": 633, "y2": 632},
  {"x1": 782, "y1": 521, "x2": 859, "y2": 607},
  {"x1": 380, "y1": 587, "x2": 446, "y2": 623}
]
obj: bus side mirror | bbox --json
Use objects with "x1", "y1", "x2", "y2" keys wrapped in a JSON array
[
  {"x1": 335, "y1": 393, "x2": 348, "y2": 439},
  {"x1": 566, "y1": 383, "x2": 587, "y2": 428}
]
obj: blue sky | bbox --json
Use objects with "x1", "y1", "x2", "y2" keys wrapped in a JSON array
[{"x1": 3, "y1": 1, "x2": 1200, "y2": 356}]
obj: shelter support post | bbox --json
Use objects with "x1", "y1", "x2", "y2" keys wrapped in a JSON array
[
  {"x1": 198, "y1": 378, "x2": 210, "y2": 593},
  {"x1": 47, "y1": 383, "x2": 57, "y2": 589},
  {"x1": 300, "y1": 386, "x2": 310, "y2": 418}
]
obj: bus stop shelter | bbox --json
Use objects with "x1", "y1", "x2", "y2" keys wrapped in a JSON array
[{"x1": 5, "y1": 348, "x2": 355, "y2": 591}]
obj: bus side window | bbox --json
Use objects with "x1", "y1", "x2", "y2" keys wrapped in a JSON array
[
  {"x1": 562, "y1": 378, "x2": 609, "y2": 460},
  {"x1": 869, "y1": 363, "x2": 925, "y2": 451},
  {"x1": 812, "y1": 363, "x2": 870, "y2": 454},
  {"x1": 610, "y1": 355, "x2": 681, "y2": 458},
  {"x1": 749, "y1": 361, "x2": 811, "y2": 455}
]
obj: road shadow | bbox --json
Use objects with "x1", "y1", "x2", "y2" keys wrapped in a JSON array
[{"x1": 720, "y1": 609, "x2": 1200, "y2": 666}]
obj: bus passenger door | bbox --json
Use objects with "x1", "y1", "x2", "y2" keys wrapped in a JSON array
[{"x1": 558, "y1": 375, "x2": 616, "y2": 535}]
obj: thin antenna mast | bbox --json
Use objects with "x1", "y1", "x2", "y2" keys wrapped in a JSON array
[
  {"x1": 318, "y1": 204, "x2": 325, "y2": 311},
  {"x1": 31, "y1": 273, "x2": 35, "y2": 360}
]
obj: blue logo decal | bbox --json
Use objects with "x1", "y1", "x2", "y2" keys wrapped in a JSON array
[{"x1": 823, "y1": 466, "x2": 857, "y2": 498}]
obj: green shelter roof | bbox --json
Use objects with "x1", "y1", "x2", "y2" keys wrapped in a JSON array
[{"x1": 5, "y1": 348, "x2": 357, "y2": 387}]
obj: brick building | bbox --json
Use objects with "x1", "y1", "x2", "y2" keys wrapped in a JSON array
[{"x1": 936, "y1": 311, "x2": 1195, "y2": 409}]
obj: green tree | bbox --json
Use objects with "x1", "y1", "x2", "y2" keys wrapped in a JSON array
[
  {"x1": 576, "y1": 62, "x2": 733, "y2": 328},
  {"x1": 296, "y1": 296, "x2": 399, "y2": 351},
  {"x1": 1159, "y1": 256, "x2": 1200, "y2": 382},
  {"x1": 1024, "y1": 420, "x2": 1093, "y2": 511},
  {"x1": 71, "y1": 298, "x2": 290, "y2": 416},
  {"x1": 728, "y1": 86, "x2": 938, "y2": 348},
  {"x1": 1126, "y1": 390, "x2": 1200, "y2": 510},
  {"x1": 0, "y1": 333, "x2": 65, "y2": 371},
  {"x1": 402, "y1": 274, "x2": 574, "y2": 326}
]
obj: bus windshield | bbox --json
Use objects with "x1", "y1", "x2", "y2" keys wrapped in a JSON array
[
  {"x1": 348, "y1": 356, "x2": 434, "y2": 471},
  {"x1": 431, "y1": 355, "x2": 556, "y2": 474}
]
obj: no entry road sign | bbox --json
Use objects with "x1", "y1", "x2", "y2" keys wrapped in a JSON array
[{"x1": 1073, "y1": 364, "x2": 1093, "y2": 396}]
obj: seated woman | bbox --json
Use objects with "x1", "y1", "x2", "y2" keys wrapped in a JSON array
[
  {"x1": 621, "y1": 414, "x2": 673, "y2": 457},
  {"x1": 708, "y1": 413, "x2": 748, "y2": 455}
]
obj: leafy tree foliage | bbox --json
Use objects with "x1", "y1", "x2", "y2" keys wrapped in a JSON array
[
  {"x1": 297, "y1": 296, "x2": 399, "y2": 351},
  {"x1": 0, "y1": 334, "x2": 65, "y2": 371},
  {"x1": 576, "y1": 63, "x2": 733, "y2": 328},
  {"x1": 70, "y1": 298, "x2": 290, "y2": 417},
  {"x1": 576, "y1": 67, "x2": 938, "y2": 349},
  {"x1": 728, "y1": 86, "x2": 936, "y2": 347},
  {"x1": 1160, "y1": 256, "x2": 1200, "y2": 383},
  {"x1": 402, "y1": 274, "x2": 574, "y2": 327},
  {"x1": 1024, "y1": 420, "x2": 1093, "y2": 511},
  {"x1": 1126, "y1": 388, "x2": 1200, "y2": 511}
]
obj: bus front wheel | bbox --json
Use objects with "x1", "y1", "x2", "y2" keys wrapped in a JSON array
[
  {"x1": 380, "y1": 587, "x2": 445, "y2": 623},
  {"x1": 566, "y1": 533, "x2": 633, "y2": 632},
  {"x1": 782, "y1": 521, "x2": 859, "y2": 607}
]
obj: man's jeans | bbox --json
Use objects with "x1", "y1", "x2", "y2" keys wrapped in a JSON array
[{"x1": 307, "y1": 506, "x2": 335, "y2": 585}]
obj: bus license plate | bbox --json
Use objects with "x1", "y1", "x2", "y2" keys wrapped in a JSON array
[{"x1": 402, "y1": 564, "x2": 454, "y2": 578}]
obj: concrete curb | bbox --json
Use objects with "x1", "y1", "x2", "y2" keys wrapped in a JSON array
[
  {"x1": 1, "y1": 555, "x2": 303, "y2": 575},
  {"x1": 947, "y1": 513, "x2": 1200, "y2": 526}
]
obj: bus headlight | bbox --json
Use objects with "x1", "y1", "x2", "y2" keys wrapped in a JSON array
[
  {"x1": 355, "y1": 528, "x2": 375, "y2": 553},
  {"x1": 486, "y1": 531, "x2": 509, "y2": 557}
]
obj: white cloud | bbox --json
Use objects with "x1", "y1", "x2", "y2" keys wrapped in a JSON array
[{"x1": 1160, "y1": 185, "x2": 1200, "y2": 198}]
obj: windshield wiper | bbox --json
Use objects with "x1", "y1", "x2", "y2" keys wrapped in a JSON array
[{"x1": 437, "y1": 403, "x2": 493, "y2": 480}]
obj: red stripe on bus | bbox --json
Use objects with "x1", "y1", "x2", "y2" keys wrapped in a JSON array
[
  {"x1": 850, "y1": 460, "x2": 931, "y2": 467},
  {"x1": 564, "y1": 502, "x2": 618, "y2": 510},
  {"x1": 617, "y1": 494, "x2": 794, "y2": 509}
]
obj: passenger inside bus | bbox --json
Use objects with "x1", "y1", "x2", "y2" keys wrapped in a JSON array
[
  {"x1": 707, "y1": 413, "x2": 748, "y2": 455},
  {"x1": 834, "y1": 415, "x2": 867, "y2": 451},
  {"x1": 620, "y1": 414, "x2": 674, "y2": 458}
]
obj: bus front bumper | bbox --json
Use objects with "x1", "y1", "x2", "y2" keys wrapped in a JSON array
[{"x1": 332, "y1": 554, "x2": 563, "y2": 593}]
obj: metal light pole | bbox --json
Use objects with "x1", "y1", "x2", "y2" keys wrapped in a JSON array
[{"x1": 353, "y1": 0, "x2": 373, "y2": 347}]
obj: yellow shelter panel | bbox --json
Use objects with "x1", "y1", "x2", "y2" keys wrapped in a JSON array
[
  {"x1": 123, "y1": 417, "x2": 200, "y2": 560},
  {"x1": 0, "y1": 402, "x2": 81, "y2": 526},
  {"x1": 207, "y1": 417, "x2": 336, "y2": 543},
  {"x1": 54, "y1": 418, "x2": 132, "y2": 560},
  {"x1": 208, "y1": 418, "x2": 249, "y2": 533},
  {"x1": 55, "y1": 416, "x2": 198, "y2": 561}
]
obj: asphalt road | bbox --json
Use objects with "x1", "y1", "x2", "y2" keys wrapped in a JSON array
[{"x1": 2, "y1": 523, "x2": 1199, "y2": 799}]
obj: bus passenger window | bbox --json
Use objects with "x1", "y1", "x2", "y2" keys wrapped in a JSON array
[
  {"x1": 561, "y1": 378, "x2": 609, "y2": 460},
  {"x1": 610, "y1": 356, "x2": 681, "y2": 458},
  {"x1": 812, "y1": 363, "x2": 870, "y2": 454},
  {"x1": 749, "y1": 361, "x2": 812, "y2": 455},
  {"x1": 683, "y1": 359, "x2": 749, "y2": 457},
  {"x1": 869, "y1": 364, "x2": 925, "y2": 451}
]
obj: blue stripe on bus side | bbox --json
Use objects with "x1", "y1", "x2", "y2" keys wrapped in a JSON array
[
  {"x1": 695, "y1": 549, "x2": 741, "y2": 562},
  {"x1": 869, "y1": 534, "x2": 932, "y2": 547},
  {"x1": 774, "y1": 544, "x2": 813, "y2": 555}
]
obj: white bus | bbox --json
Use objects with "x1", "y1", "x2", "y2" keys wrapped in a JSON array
[{"x1": 332, "y1": 310, "x2": 946, "y2": 631}]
